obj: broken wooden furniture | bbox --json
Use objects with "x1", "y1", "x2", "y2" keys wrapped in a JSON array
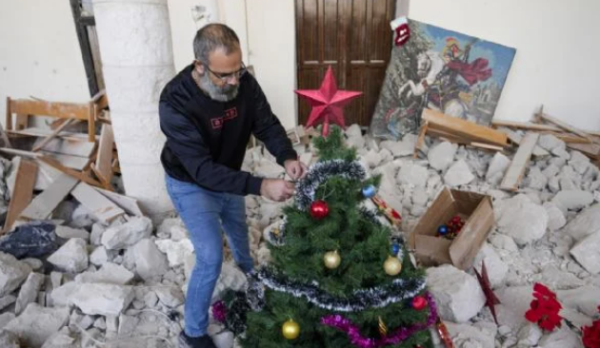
[
  {"x1": 1, "y1": 91, "x2": 118, "y2": 191},
  {"x1": 491, "y1": 106, "x2": 600, "y2": 163},
  {"x1": 414, "y1": 108, "x2": 509, "y2": 157}
]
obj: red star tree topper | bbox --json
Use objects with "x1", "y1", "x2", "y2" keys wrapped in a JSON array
[{"x1": 295, "y1": 66, "x2": 362, "y2": 136}]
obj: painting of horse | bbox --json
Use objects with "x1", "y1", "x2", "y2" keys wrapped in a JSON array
[{"x1": 369, "y1": 19, "x2": 516, "y2": 140}]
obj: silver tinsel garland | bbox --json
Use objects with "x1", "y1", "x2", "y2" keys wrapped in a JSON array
[
  {"x1": 295, "y1": 159, "x2": 367, "y2": 210},
  {"x1": 247, "y1": 268, "x2": 426, "y2": 313}
]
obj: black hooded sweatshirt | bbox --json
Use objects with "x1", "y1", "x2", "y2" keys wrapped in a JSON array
[{"x1": 159, "y1": 64, "x2": 297, "y2": 196}]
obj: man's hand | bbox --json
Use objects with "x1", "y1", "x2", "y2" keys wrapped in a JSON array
[
  {"x1": 284, "y1": 159, "x2": 308, "y2": 181},
  {"x1": 260, "y1": 179, "x2": 295, "y2": 202}
]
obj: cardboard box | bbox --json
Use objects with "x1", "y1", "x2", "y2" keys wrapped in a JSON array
[{"x1": 409, "y1": 188, "x2": 494, "y2": 271}]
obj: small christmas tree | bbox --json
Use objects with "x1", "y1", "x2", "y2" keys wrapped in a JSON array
[{"x1": 217, "y1": 126, "x2": 436, "y2": 348}]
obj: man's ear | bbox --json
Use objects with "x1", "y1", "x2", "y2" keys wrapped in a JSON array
[{"x1": 194, "y1": 60, "x2": 205, "y2": 75}]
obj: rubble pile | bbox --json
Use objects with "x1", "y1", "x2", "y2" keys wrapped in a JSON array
[{"x1": 0, "y1": 124, "x2": 598, "y2": 348}]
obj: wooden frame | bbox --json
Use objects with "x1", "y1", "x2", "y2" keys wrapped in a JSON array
[{"x1": 5, "y1": 98, "x2": 98, "y2": 142}]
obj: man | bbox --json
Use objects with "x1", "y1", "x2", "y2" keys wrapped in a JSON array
[{"x1": 159, "y1": 24, "x2": 307, "y2": 348}]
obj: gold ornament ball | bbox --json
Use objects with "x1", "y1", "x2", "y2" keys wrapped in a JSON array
[
  {"x1": 282, "y1": 319, "x2": 300, "y2": 340},
  {"x1": 384, "y1": 256, "x2": 402, "y2": 276},
  {"x1": 323, "y1": 250, "x2": 341, "y2": 269}
]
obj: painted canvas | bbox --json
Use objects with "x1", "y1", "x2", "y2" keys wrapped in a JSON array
[{"x1": 370, "y1": 19, "x2": 516, "y2": 140}]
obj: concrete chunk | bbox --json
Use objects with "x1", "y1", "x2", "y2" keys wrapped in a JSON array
[
  {"x1": 132, "y1": 238, "x2": 168, "y2": 281},
  {"x1": 4, "y1": 303, "x2": 70, "y2": 348},
  {"x1": 101, "y1": 216, "x2": 153, "y2": 250},
  {"x1": 71, "y1": 283, "x2": 134, "y2": 316},
  {"x1": 444, "y1": 159, "x2": 475, "y2": 187},
  {"x1": 570, "y1": 231, "x2": 600, "y2": 274},
  {"x1": 426, "y1": 265, "x2": 486, "y2": 323},
  {"x1": 15, "y1": 272, "x2": 45, "y2": 315},
  {"x1": 0, "y1": 251, "x2": 32, "y2": 297},
  {"x1": 47, "y1": 238, "x2": 89, "y2": 273},
  {"x1": 428, "y1": 141, "x2": 458, "y2": 171}
]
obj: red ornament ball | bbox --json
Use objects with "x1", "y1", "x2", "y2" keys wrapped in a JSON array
[
  {"x1": 310, "y1": 200, "x2": 329, "y2": 220},
  {"x1": 412, "y1": 296, "x2": 428, "y2": 310}
]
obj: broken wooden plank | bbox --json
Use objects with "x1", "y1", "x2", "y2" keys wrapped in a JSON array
[
  {"x1": 40, "y1": 152, "x2": 90, "y2": 171},
  {"x1": 422, "y1": 108, "x2": 508, "y2": 147},
  {"x1": 469, "y1": 142, "x2": 504, "y2": 152},
  {"x1": 500, "y1": 133, "x2": 540, "y2": 192},
  {"x1": 567, "y1": 143, "x2": 600, "y2": 159},
  {"x1": 33, "y1": 138, "x2": 96, "y2": 158},
  {"x1": 20, "y1": 174, "x2": 79, "y2": 220},
  {"x1": 497, "y1": 127, "x2": 549, "y2": 157},
  {"x1": 10, "y1": 99, "x2": 91, "y2": 121},
  {"x1": 71, "y1": 182, "x2": 125, "y2": 223},
  {"x1": 0, "y1": 147, "x2": 90, "y2": 171},
  {"x1": 2, "y1": 160, "x2": 38, "y2": 234},
  {"x1": 94, "y1": 124, "x2": 114, "y2": 186},
  {"x1": 32, "y1": 119, "x2": 79, "y2": 152},
  {"x1": 539, "y1": 112, "x2": 593, "y2": 141},
  {"x1": 94, "y1": 187, "x2": 145, "y2": 217},
  {"x1": 0, "y1": 147, "x2": 42, "y2": 158},
  {"x1": 38, "y1": 156, "x2": 103, "y2": 188},
  {"x1": 492, "y1": 120, "x2": 562, "y2": 132},
  {"x1": 554, "y1": 134, "x2": 593, "y2": 144},
  {"x1": 7, "y1": 127, "x2": 89, "y2": 141},
  {"x1": 425, "y1": 126, "x2": 468, "y2": 145}
]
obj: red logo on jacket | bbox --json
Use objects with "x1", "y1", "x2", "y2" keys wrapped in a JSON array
[{"x1": 211, "y1": 107, "x2": 238, "y2": 129}]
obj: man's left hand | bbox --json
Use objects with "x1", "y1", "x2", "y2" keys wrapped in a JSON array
[{"x1": 284, "y1": 159, "x2": 308, "y2": 181}]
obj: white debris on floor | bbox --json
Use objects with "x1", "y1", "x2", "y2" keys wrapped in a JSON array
[{"x1": 0, "y1": 126, "x2": 598, "y2": 348}]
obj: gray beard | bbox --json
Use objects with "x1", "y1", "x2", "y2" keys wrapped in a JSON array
[{"x1": 198, "y1": 72, "x2": 239, "y2": 102}]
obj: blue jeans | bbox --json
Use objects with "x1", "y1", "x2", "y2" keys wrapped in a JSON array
[{"x1": 165, "y1": 175, "x2": 254, "y2": 337}]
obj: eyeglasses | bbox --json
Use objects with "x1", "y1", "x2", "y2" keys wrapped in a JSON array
[{"x1": 203, "y1": 62, "x2": 247, "y2": 83}]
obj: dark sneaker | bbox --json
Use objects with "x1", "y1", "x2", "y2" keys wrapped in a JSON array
[{"x1": 178, "y1": 332, "x2": 217, "y2": 348}]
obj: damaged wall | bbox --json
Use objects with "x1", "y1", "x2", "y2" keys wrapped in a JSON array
[{"x1": 408, "y1": 0, "x2": 600, "y2": 131}]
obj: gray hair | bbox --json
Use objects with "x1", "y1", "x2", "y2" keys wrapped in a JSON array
[{"x1": 193, "y1": 23, "x2": 240, "y2": 64}]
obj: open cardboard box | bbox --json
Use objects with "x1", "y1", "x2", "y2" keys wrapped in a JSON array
[{"x1": 409, "y1": 187, "x2": 494, "y2": 271}]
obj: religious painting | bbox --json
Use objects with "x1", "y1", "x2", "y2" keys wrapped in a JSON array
[{"x1": 369, "y1": 18, "x2": 517, "y2": 140}]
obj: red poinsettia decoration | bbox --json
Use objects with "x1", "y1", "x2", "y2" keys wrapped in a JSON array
[
  {"x1": 525, "y1": 283, "x2": 563, "y2": 331},
  {"x1": 582, "y1": 306, "x2": 600, "y2": 348}
]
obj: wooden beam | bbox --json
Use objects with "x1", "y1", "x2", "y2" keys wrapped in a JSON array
[
  {"x1": 20, "y1": 174, "x2": 79, "y2": 221},
  {"x1": 10, "y1": 99, "x2": 91, "y2": 121},
  {"x1": 500, "y1": 133, "x2": 540, "y2": 192},
  {"x1": 567, "y1": 143, "x2": 600, "y2": 159},
  {"x1": 426, "y1": 126, "x2": 469, "y2": 145},
  {"x1": 2, "y1": 160, "x2": 38, "y2": 234},
  {"x1": 33, "y1": 138, "x2": 96, "y2": 158},
  {"x1": 554, "y1": 134, "x2": 593, "y2": 144},
  {"x1": 38, "y1": 156, "x2": 103, "y2": 188},
  {"x1": 497, "y1": 127, "x2": 549, "y2": 157},
  {"x1": 94, "y1": 123, "x2": 113, "y2": 184},
  {"x1": 540, "y1": 112, "x2": 593, "y2": 140},
  {"x1": 88, "y1": 102, "x2": 96, "y2": 142},
  {"x1": 7, "y1": 127, "x2": 89, "y2": 141},
  {"x1": 492, "y1": 119, "x2": 562, "y2": 132},
  {"x1": 0, "y1": 147, "x2": 42, "y2": 158},
  {"x1": 469, "y1": 142, "x2": 504, "y2": 152},
  {"x1": 32, "y1": 119, "x2": 78, "y2": 152},
  {"x1": 71, "y1": 182, "x2": 125, "y2": 224},
  {"x1": 422, "y1": 109, "x2": 508, "y2": 147}
]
